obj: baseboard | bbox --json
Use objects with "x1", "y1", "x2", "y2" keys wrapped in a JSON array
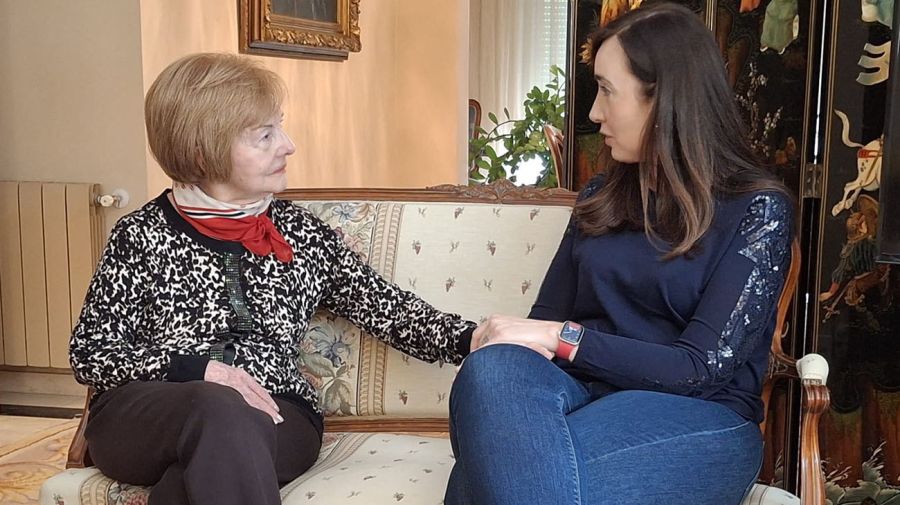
[
  {"x1": 0, "y1": 403, "x2": 82, "y2": 418},
  {"x1": 0, "y1": 390, "x2": 84, "y2": 414},
  {"x1": 0, "y1": 370, "x2": 86, "y2": 418},
  {"x1": 0, "y1": 369, "x2": 86, "y2": 417},
  {"x1": 0, "y1": 370, "x2": 86, "y2": 396}
]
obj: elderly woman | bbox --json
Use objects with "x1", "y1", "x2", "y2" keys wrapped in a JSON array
[{"x1": 70, "y1": 53, "x2": 475, "y2": 505}]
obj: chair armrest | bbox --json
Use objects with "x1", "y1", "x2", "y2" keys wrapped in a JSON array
[
  {"x1": 66, "y1": 387, "x2": 93, "y2": 469},
  {"x1": 797, "y1": 354, "x2": 830, "y2": 505},
  {"x1": 797, "y1": 353, "x2": 829, "y2": 384}
]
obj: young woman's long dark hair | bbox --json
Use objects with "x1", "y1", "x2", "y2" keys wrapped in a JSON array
[{"x1": 574, "y1": 2, "x2": 789, "y2": 258}]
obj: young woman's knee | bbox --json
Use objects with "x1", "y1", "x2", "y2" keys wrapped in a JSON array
[
  {"x1": 451, "y1": 345, "x2": 566, "y2": 416},
  {"x1": 455, "y1": 345, "x2": 542, "y2": 389}
]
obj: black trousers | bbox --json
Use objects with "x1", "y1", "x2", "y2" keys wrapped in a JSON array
[{"x1": 85, "y1": 380, "x2": 322, "y2": 505}]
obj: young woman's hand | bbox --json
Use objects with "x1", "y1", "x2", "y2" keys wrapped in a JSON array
[
  {"x1": 471, "y1": 315, "x2": 564, "y2": 360},
  {"x1": 204, "y1": 360, "x2": 283, "y2": 424}
]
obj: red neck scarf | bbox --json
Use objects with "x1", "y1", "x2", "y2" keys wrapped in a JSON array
[{"x1": 171, "y1": 183, "x2": 294, "y2": 263}]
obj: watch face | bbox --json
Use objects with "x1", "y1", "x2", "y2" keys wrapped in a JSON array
[{"x1": 559, "y1": 322, "x2": 584, "y2": 344}]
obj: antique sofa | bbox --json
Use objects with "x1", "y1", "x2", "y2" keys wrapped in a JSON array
[{"x1": 40, "y1": 181, "x2": 830, "y2": 505}]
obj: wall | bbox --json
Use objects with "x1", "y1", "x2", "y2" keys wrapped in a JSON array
[
  {"x1": 0, "y1": 0, "x2": 145, "y2": 403},
  {"x1": 140, "y1": 0, "x2": 469, "y2": 197},
  {"x1": 0, "y1": 1, "x2": 469, "y2": 233},
  {"x1": 394, "y1": 0, "x2": 469, "y2": 189},
  {"x1": 0, "y1": 0, "x2": 148, "y2": 228}
]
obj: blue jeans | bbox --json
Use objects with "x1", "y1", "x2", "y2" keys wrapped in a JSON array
[{"x1": 445, "y1": 345, "x2": 763, "y2": 505}]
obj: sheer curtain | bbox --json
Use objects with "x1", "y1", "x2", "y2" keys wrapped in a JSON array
[
  {"x1": 469, "y1": 0, "x2": 568, "y2": 182},
  {"x1": 469, "y1": 0, "x2": 568, "y2": 127}
]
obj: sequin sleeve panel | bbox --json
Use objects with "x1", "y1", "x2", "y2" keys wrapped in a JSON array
[{"x1": 569, "y1": 193, "x2": 792, "y2": 399}]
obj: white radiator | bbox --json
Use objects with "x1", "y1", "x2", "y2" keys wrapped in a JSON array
[{"x1": 0, "y1": 182, "x2": 102, "y2": 369}]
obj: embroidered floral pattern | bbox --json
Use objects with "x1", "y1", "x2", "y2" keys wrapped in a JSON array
[
  {"x1": 298, "y1": 313, "x2": 359, "y2": 416},
  {"x1": 302, "y1": 202, "x2": 377, "y2": 262}
]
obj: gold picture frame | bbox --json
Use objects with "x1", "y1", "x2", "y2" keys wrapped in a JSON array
[{"x1": 238, "y1": 0, "x2": 361, "y2": 61}]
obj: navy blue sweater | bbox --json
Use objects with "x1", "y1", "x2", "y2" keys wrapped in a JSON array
[{"x1": 529, "y1": 179, "x2": 792, "y2": 423}]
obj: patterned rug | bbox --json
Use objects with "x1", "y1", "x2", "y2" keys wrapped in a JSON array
[{"x1": 0, "y1": 419, "x2": 78, "y2": 504}]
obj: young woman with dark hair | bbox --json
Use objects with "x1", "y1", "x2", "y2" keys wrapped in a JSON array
[{"x1": 444, "y1": 4, "x2": 793, "y2": 504}]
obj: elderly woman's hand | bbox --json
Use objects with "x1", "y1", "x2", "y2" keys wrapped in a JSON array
[
  {"x1": 204, "y1": 361, "x2": 284, "y2": 424},
  {"x1": 471, "y1": 315, "x2": 564, "y2": 360}
]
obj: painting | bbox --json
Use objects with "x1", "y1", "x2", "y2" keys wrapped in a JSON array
[
  {"x1": 814, "y1": 1, "x2": 900, "y2": 502},
  {"x1": 238, "y1": 0, "x2": 361, "y2": 61},
  {"x1": 878, "y1": 0, "x2": 900, "y2": 264}
]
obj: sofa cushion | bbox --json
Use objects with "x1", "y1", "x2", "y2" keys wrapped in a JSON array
[
  {"x1": 40, "y1": 435, "x2": 798, "y2": 505},
  {"x1": 281, "y1": 433, "x2": 453, "y2": 504},
  {"x1": 38, "y1": 467, "x2": 100, "y2": 505},
  {"x1": 743, "y1": 483, "x2": 800, "y2": 505},
  {"x1": 296, "y1": 201, "x2": 573, "y2": 418},
  {"x1": 40, "y1": 433, "x2": 453, "y2": 505}
]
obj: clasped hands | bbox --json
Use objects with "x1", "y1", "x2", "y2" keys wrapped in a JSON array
[{"x1": 471, "y1": 315, "x2": 566, "y2": 360}]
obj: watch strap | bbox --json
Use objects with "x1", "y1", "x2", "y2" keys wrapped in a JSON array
[{"x1": 556, "y1": 339, "x2": 577, "y2": 362}]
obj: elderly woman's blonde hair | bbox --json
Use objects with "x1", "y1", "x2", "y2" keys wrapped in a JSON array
[{"x1": 145, "y1": 53, "x2": 286, "y2": 183}]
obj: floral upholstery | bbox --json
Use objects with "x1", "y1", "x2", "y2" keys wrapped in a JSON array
[
  {"x1": 39, "y1": 197, "x2": 802, "y2": 505},
  {"x1": 297, "y1": 201, "x2": 572, "y2": 418}
]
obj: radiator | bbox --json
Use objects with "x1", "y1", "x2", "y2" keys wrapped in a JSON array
[{"x1": 0, "y1": 182, "x2": 102, "y2": 369}]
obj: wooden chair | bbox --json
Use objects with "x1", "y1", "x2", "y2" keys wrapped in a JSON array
[
  {"x1": 543, "y1": 123, "x2": 565, "y2": 188},
  {"x1": 468, "y1": 99, "x2": 482, "y2": 141},
  {"x1": 765, "y1": 239, "x2": 830, "y2": 504}
]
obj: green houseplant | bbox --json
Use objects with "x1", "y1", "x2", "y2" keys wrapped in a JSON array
[{"x1": 469, "y1": 65, "x2": 566, "y2": 188}]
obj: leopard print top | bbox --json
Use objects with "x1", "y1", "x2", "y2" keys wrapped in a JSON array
[{"x1": 70, "y1": 192, "x2": 475, "y2": 414}]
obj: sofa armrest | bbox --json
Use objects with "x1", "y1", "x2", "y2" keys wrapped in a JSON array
[{"x1": 797, "y1": 353, "x2": 830, "y2": 505}]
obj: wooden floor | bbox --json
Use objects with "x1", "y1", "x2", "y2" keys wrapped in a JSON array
[
  {"x1": 0, "y1": 414, "x2": 80, "y2": 505},
  {"x1": 0, "y1": 415, "x2": 75, "y2": 446}
]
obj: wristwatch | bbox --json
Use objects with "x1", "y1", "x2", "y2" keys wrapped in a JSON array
[{"x1": 556, "y1": 321, "x2": 584, "y2": 361}]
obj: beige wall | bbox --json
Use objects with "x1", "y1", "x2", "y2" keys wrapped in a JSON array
[
  {"x1": 394, "y1": 1, "x2": 469, "y2": 189},
  {"x1": 0, "y1": 0, "x2": 148, "y2": 227},
  {"x1": 141, "y1": 0, "x2": 469, "y2": 197},
  {"x1": 0, "y1": 0, "x2": 469, "y2": 234}
]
